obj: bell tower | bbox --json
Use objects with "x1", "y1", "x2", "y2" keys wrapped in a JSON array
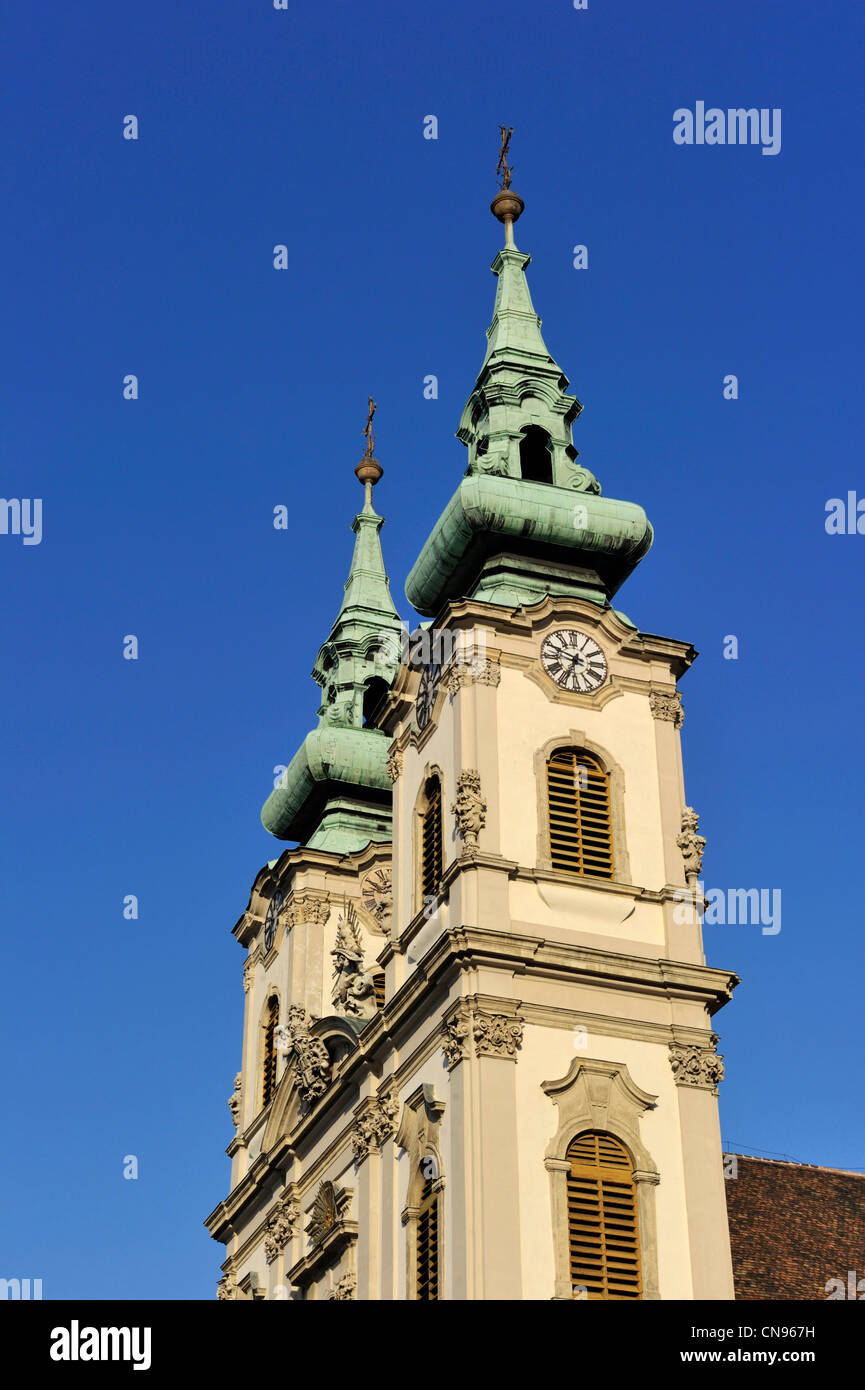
[
  {"x1": 207, "y1": 148, "x2": 739, "y2": 1302},
  {"x1": 380, "y1": 162, "x2": 738, "y2": 1299}
]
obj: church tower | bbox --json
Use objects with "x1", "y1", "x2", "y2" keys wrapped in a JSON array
[{"x1": 206, "y1": 166, "x2": 738, "y2": 1302}]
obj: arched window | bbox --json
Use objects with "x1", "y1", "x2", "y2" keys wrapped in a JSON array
[
  {"x1": 420, "y1": 776, "x2": 443, "y2": 901},
  {"x1": 567, "y1": 1131, "x2": 641, "y2": 1300},
  {"x1": 519, "y1": 426, "x2": 553, "y2": 483},
  {"x1": 362, "y1": 676, "x2": 389, "y2": 728},
  {"x1": 415, "y1": 1174, "x2": 440, "y2": 1300},
  {"x1": 547, "y1": 748, "x2": 614, "y2": 880},
  {"x1": 261, "y1": 995, "x2": 279, "y2": 1108}
]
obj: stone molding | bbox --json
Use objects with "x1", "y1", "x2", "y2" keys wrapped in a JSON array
[
  {"x1": 669, "y1": 1041, "x2": 725, "y2": 1092},
  {"x1": 649, "y1": 689, "x2": 684, "y2": 728},
  {"x1": 451, "y1": 769, "x2": 486, "y2": 855}
]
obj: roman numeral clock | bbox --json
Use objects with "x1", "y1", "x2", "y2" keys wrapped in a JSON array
[{"x1": 540, "y1": 629, "x2": 608, "y2": 693}]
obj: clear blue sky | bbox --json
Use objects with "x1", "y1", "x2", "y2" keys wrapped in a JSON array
[{"x1": 2, "y1": 0, "x2": 862, "y2": 1299}]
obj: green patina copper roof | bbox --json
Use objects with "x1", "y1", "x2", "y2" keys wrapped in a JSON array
[
  {"x1": 405, "y1": 217, "x2": 653, "y2": 616},
  {"x1": 261, "y1": 483, "x2": 403, "y2": 852}
]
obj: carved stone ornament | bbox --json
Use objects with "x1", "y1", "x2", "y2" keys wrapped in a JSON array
[
  {"x1": 669, "y1": 1042, "x2": 725, "y2": 1091},
  {"x1": 331, "y1": 901, "x2": 377, "y2": 1020},
  {"x1": 228, "y1": 1072, "x2": 242, "y2": 1129},
  {"x1": 216, "y1": 1274, "x2": 238, "y2": 1301},
  {"x1": 386, "y1": 749, "x2": 403, "y2": 782},
  {"x1": 287, "y1": 893, "x2": 330, "y2": 928},
  {"x1": 242, "y1": 958, "x2": 252, "y2": 993},
  {"x1": 451, "y1": 769, "x2": 487, "y2": 854},
  {"x1": 676, "y1": 806, "x2": 706, "y2": 886},
  {"x1": 649, "y1": 689, "x2": 684, "y2": 728},
  {"x1": 329, "y1": 1272, "x2": 356, "y2": 1300},
  {"x1": 285, "y1": 1004, "x2": 332, "y2": 1107},
  {"x1": 351, "y1": 1084, "x2": 400, "y2": 1163},
  {"x1": 443, "y1": 656, "x2": 501, "y2": 694},
  {"x1": 442, "y1": 1012, "x2": 471, "y2": 1070},
  {"x1": 306, "y1": 1181, "x2": 352, "y2": 1247},
  {"x1": 472, "y1": 1011, "x2": 523, "y2": 1060},
  {"x1": 264, "y1": 1191, "x2": 300, "y2": 1263}
]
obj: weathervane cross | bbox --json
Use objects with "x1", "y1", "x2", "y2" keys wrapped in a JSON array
[
  {"x1": 363, "y1": 396, "x2": 376, "y2": 457},
  {"x1": 496, "y1": 125, "x2": 514, "y2": 190}
]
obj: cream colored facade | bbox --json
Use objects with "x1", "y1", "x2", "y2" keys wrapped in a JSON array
[{"x1": 206, "y1": 593, "x2": 738, "y2": 1301}]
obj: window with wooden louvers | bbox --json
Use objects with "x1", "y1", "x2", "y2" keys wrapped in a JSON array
[
  {"x1": 416, "y1": 1176, "x2": 440, "y2": 1300},
  {"x1": 421, "y1": 778, "x2": 443, "y2": 901},
  {"x1": 261, "y1": 996, "x2": 279, "y2": 1108},
  {"x1": 372, "y1": 972, "x2": 386, "y2": 1010},
  {"x1": 566, "y1": 1131, "x2": 641, "y2": 1300},
  {"x1": 547, "y1": 749, "x2": 614, "y2": 879}
]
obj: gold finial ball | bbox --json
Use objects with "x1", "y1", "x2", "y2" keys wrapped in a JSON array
[
  {"x1": 355, "y1": 455, "x2": 383, "y2": 487},
  {"x1": 491, "y1": 189, "x2": 525, "y2": 225}
]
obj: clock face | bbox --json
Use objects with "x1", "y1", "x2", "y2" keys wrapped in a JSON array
[
  {"x1": 362, "y1": 867, "x2": 392, "y2": 920},
  {"x1": 541, "y1": 629, "x2": 608, "y2": 693},
  {"x1": 263, "y1": 891, "x2": 283, "y2": 953},
  {"x1": 416, "y1": 662, "x2": 441, "y2": 730}
]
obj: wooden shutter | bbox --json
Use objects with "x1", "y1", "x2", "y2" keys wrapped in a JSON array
[
  {"x1": 547, "y1": 749, "x2": 614, "y2": 879},
  {"x1": 567, "y1": 1131, "x2": 641, "y2": 1300},
  {"x1": 416, "y1": 1177, "x2": 440, "y2": 1300},
  {"x1": 421, "y1": 778, "x2": 443, "y2": 900},
  {"x1": 261, "y1": 996, "x2": 279, "y2": 1108},
  {"x1": 372, "y1": 972, "x2": 386, "y2": 1010}
]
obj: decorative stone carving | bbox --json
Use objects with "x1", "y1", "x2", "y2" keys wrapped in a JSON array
[
  {"x1": 228, "y1": 1072, "x2": 242, "y2": 1129},
  {"x1": 287, "y1": 893, "x2": 330, "y2": 928},
  {"x1": 443, "y1": 657, "x2": 501, "y2": 693},
  {"x1": 649, "y1": 690, "x2": 684, "y2": 728},
  {"x1": 386, "y1": 749, "x2": 403, "y2": 782},
  {"x1": 472, "y1": 1011, "x2": 523, "y2": 1060},
  {"x1": 306, "y1": 1181, "x2": 352, "y2": 1246},
  {"x1": 242, "y1": 958, "x2": 252, "y2": 993},
  {"x1": 567, "y1": 465, "x2": 602, "y2": 495},
  {"x1": 329, "y1": 1272, "x2": 356, "y2": 1300},
  {"x1": 669, "y1": 1042, "x2": 725, "y2": 1091},
  {"x1": 216, "y1": 1275, "x2": 238, "y2": 1301},
  {"x1": 264, "y1": 1191, "x2": 300, "y2": 1263},
  {"x1": 284, "y1": 1004, "x2": 331, "y2": 1107},
  {"x1": 351, "y1": 1084, "x2": 400, "y2": 1163},
  {"x1": 442, "y1": 1012, "x2": 471, "y2": 1070},
  {"x1": 442, "y1": 1008, "x2": 522, "y2": 1066},
  {"x1": 451, "y1": 769, "x2": 486, "y2": 854},
  {"x1": 677, "y1": 806, "x2": 706, "y2": 886},
  {"x1": 331, "y1": 901, "x2": 377, "y2": 1020}
]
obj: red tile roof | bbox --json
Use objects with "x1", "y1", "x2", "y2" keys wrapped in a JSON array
[{"x1": 725, "y1": 1155, "x2": 865, "y2": 1300}]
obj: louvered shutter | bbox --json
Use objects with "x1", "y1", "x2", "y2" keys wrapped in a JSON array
[
  {"x1": 416, "y1": 1176, "x2": 440, "y2": 1300},
  {"x1": 547, "y1": 749, "x2": 614, "y2": 879},
  {"x1": 421, "y1": 779, "x2": 443, "y2": 900},
  {"x1": 567, "y1": 1131, "x2": 641, "y2": 1299}
]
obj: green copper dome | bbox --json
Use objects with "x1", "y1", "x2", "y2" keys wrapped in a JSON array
[
  {"x1": 261, "y1": 481, "x2": 403, "y2": 852},
  {"x1": 405, "y1": 226, "x2": 653, "y2": 616}
]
